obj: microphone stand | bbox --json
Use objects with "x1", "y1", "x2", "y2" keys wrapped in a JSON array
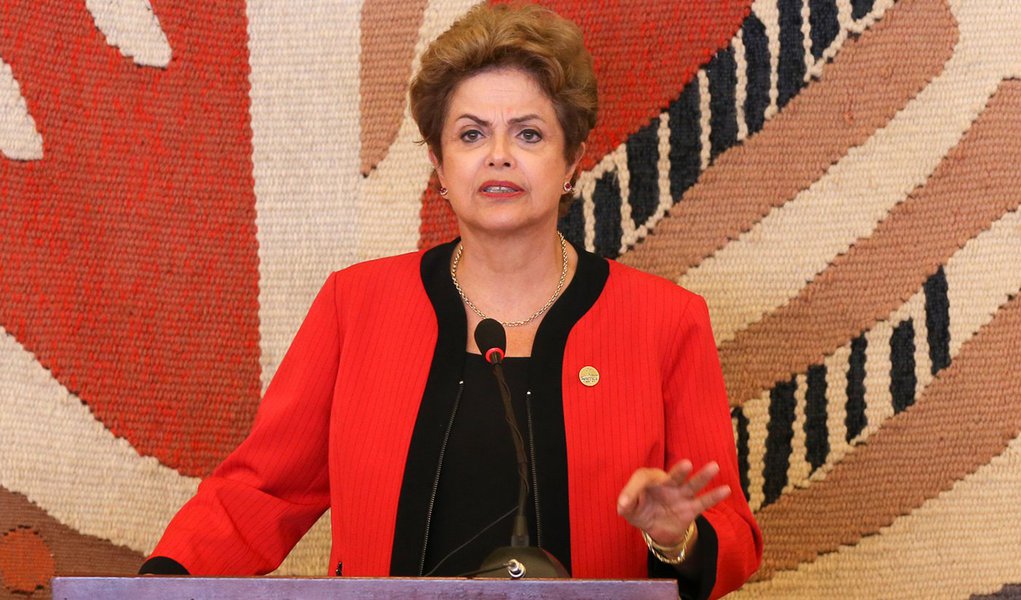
[{"x1": 475, "y1": 330, "x2": 569, "y2": 579}]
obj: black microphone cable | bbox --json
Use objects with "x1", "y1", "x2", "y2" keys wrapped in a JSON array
[
  {"x1": 422, "y1": 504, "x2": 518, "y2": 577},
  {"x1": 474, "y1": 318, "x2": 531, "y2": 547}
]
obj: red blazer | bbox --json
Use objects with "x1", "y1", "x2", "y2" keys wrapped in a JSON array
[{"x1": 151, "y1": 244, "x2": 761, "y2": 598}]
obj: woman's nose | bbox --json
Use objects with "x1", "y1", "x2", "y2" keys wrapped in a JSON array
[{"x1": 486, "y1": 133, "x2": 513, "y2": 167}]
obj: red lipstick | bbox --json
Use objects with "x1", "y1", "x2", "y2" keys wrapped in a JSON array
[{"x1": 479, "y1": 180, "x2": 524, "y2": 197}]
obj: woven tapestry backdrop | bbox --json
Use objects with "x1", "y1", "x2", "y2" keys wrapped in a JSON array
[{"x1": 1, "y1": 0, "x2": 1020, "y2": 598}]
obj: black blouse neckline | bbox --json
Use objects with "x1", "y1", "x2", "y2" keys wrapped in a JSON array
[{"x1": 388, "y1": 237, "x2": 609, "y2": 577}]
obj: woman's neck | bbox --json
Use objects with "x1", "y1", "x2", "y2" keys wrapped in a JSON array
[
  {"x1": 457, "y1": 227, "x2": 561, "y2": 281},
  {"x1": 455, "y1": 227, "x2": 577, "y2": 356}
]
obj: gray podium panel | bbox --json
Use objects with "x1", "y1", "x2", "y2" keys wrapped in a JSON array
[{"x1": 52, "y1": 576, "x2": 679, "y2": 599}]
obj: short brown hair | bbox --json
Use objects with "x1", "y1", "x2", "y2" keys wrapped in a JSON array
[{"x1": 409, "y1": 3, "x2": 598, "y2": 210}]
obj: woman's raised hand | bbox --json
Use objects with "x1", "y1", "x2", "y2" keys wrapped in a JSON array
[{"x1": 616, "y1": 460, "x2": 731, "y2": 549}]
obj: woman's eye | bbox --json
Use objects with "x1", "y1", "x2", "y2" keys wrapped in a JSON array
[
  {"x1": 519, "y1": 129, "x2": 542, "y2": 142},
  {"x1": 460, "y1": 130, "x2": 482, "y2": 143}
]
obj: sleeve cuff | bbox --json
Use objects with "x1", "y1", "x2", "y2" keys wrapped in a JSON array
[
  {"x1": 647, "y1": 515, "x2": 718, "y2": 600},
  {"x1": 138, "y1": 556, "x2": 190, "y2": 575}
]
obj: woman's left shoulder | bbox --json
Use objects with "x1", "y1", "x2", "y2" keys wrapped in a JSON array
[{"x1": 604, "y1": 259, "x2": 703, "y2": 308}]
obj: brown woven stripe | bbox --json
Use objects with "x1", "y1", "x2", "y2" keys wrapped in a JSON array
[
  {"x1": 619, "y1": 0, "x2": 957, "y2": 279},
  {"x1": 972, "y1": 584, "x2": 1021, "y2": 599},
  {"x1": 359, "y1": 0, "x2": 428, "y2": 175},
  {"x1": 751, "y1": 291, "x2": 1021, "y2": 581},
  {"x1": 721, "y1": 79, "x2": 1021, "y2": 408},
  {"x1": 0, "y1": 486, "x2": 143, "y2": 597}
]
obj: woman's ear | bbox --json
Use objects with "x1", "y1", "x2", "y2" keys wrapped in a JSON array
[
  {"x1": 567, "y1": 142, "x2": 586, "y2": 179},
  {"x1": 428, "y1": 147, "x2": 445, "y2": 187}
]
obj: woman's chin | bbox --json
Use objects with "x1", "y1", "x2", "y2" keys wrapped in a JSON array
[
  {"x1": 456, "y1": 204, "x2": 559, "y2": 235},
  {"x1": 458, "y1": 215, "x2": 556, "y2": 239}
]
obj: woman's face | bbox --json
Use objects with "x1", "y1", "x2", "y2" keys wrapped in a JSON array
[{"x1": 431, "y1": 68, "x2": 582, "y2": 239}]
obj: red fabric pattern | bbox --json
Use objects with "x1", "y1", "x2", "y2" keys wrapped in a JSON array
[{"x1": 0, "y1": 0, "x2": 261, "y2": 476}]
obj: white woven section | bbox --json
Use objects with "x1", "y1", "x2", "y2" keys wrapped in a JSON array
[
  {"x1": 86, "y1": 0, "x2": 172, "y2": 67},
  {"x1": 248, "y1": 0, "x2": 366, "y2": 389},
  {"x1": 0, "y1": 327, "x2": 198, "y2": 555},
  {"x1": 0, "y1": 57, "x2": 43, "y2": 160}
]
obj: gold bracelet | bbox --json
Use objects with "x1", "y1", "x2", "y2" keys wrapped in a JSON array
[{"x1": 642, "y1": 521, "x2": 697, "y2": 565}]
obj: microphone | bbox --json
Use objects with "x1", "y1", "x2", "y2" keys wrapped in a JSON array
[
  {"x1": 474, "y1": 318, "x2": 507, "y2": 366},
  {"x1": 473, "y1": 318, "x2": 568, "y2": 579}
]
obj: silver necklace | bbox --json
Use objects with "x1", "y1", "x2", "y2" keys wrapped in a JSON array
[{"x1": 450, "y1": 232, "x2": 568, "y2": 328}]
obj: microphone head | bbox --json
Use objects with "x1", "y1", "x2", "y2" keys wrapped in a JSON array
[{"x1": 474, "y1": 318, "x2": 506, "y2": 365}]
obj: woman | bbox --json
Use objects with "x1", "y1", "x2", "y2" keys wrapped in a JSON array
[{"x1": 142, "y1": 4, "x2": 761, "y2": 598}]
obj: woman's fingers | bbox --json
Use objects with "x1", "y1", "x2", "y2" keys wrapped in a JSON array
[
  {"x1": 687, "y1": 482, "x2": 731, "y2": 515},
  {"x1": 678, "y1": 461, "x2": 720, "y2": 495},
  {"x1": 617, "y1": 467, "x2": 669, "y2": 515},
  {"x1": 666, "y1": 459, "x2": 694, "y2": 483},
  {"x1": 617, "y1": 461, "x2": 732, "y2": 527}
]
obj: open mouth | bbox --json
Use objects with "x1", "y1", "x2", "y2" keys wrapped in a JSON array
[{"x1": 480, "y1": 181, "x2": 524, "y2": 195}]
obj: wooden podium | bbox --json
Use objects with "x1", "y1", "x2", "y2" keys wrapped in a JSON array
[{"x1": 52, "y1": 576, "x2": 678, "y2": 599}]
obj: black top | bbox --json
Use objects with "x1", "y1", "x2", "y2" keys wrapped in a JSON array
[
  {"x1": 422, "y1": 353, "x2": 566, "y2": 576},
  {"x1": 390, "y1": 240, "x2": 610, "y2": 578}
]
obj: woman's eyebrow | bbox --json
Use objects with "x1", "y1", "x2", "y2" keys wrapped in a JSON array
[
  {"x1": 454, "y1": 113, "x2": 545, "y2": 126},
  {"x1": 508, "y1": 114, "x2": 544, "y2": 125}
]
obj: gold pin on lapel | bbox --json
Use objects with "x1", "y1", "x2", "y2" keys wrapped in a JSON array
[{"x1": 579, "y1": 366, "x2": 600, "y2": 387}]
